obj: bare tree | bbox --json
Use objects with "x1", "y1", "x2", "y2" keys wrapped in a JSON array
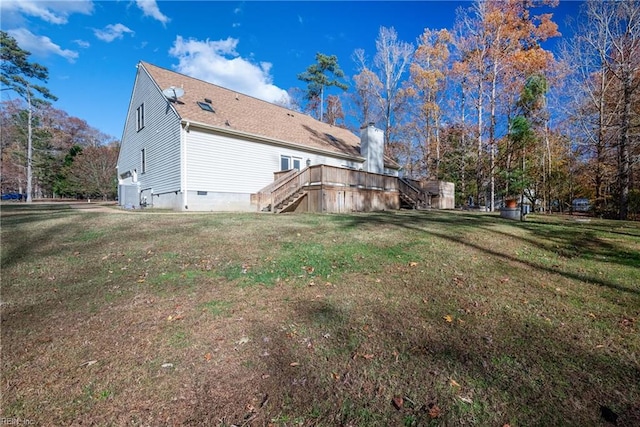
[
  {"x1": 351, "y1": 49, "x2": 383, "y2": 127},
  {"x1": 564, "y1": 0, "x2": 640, "y2": 219},
  {"x1": 408, "y1": 28, "x2": 452, "y2": 179},
  {"x1": 68, "y1": 143, "x2": 119, "y2": 200},
  {"x1": 354, "y1": 27, "x2": 414, "y2": 151}
]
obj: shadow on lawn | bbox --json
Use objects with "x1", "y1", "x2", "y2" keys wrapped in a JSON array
[
  {"x1": 0, "y1": 207, "x2": 96, "y2": 270},
  {"x1": 340, "y1": 211, "x2": 639, "y2": 297},
  {"x1": 243, "y1": 294, "x2": 640, "y2": 426}
]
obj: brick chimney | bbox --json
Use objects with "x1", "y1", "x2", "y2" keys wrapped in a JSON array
[{"x1": 360, "y1": 122, "x2": 384, "y2": 174}]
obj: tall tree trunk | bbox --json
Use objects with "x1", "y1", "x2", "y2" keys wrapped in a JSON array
[
  {"x1": 476, "y1": 80, "x2": 484, "y2": 206},
  {"x1": 595, "y1": 70, "x2": 607, "y2": 212},
  {"x1": 26, "y1": 86, "x2": 33, "y2": 203},
  {"x1": 618, "y1": 67, "x2": 632, "y2": 220},
  {"x1": 489, "y1": 60, "x2": 498, "y2": 212}
]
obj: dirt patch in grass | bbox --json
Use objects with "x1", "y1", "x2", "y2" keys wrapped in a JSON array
[{"x1": 1, "y1": 206, "x2": 639, "y2": 426}]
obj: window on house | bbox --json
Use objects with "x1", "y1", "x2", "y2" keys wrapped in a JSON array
[
  {"x1": 141, "y1": 148, "x2": 146, "y2": 174},
  {"x1": 280, "y1": 155, "x2": 290, "y2": 171},
  {"x1": 280, "y1": 155, "x2": 303, "y2": 171},
  {"x1": 197, "y1": 101, "x2": 215, "y2": 112},
  {"x1": 136, "y1": 103, "x2": 145, "y2": 131}
]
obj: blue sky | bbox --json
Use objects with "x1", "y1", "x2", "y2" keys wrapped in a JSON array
[{"x1": 1, "y1": 1, "x2": 582, "y2": 140}]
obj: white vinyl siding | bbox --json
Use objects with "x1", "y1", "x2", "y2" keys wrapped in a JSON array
[
  {"x1": 185, "y1": 128, "x2": 362, "y2": 194},
  {"x1": 117, "y1": 67, "x2": 181, "y2": 195}
]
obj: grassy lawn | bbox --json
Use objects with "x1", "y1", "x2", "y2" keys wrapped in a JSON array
[{"x1": 1, "y1": 204, "x2": 639, "y2": 426}]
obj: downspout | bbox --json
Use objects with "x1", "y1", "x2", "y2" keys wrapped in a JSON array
[{"x1": 181, "y1": 121, "x2": 190, "y2": 210}]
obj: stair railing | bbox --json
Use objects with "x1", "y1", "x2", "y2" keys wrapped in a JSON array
[
  {"x1": 271, "y1": 167, "x2": 311, "y2": 211},
  {"x1": 252, "y1": 169, "x2": 298, "y2": 211},
  {"x1": 398, "y1": 177, "x2": 428, "y2": 208}
]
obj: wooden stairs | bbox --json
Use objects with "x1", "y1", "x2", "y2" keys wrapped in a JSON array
[
  {"x1": 398, "y1": 177, "x2": 430, "y2": 209},
  {"x1": 253, "y1": 168, "x2": 310, "y2": 213}
]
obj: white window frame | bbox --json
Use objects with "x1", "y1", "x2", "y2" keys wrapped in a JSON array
[{"x1": 280, "y1": 155, "x2": 303, "y2": 171}]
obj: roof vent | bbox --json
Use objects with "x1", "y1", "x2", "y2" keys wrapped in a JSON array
[
  {"x1": 204, "y1": 98, "x2": 212, "y2": 104},
  {"x1": 235, "y1": 93, "x2": 239, "y2": 100}
]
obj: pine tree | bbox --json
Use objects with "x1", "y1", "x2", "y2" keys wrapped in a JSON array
[{"x1": 1, "y1": 30, "x2": 57, "y2": 202}]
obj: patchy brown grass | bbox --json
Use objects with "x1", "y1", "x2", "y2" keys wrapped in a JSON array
[{"x1": 1, "y1": 204, "x2": 639, "y2": 426}]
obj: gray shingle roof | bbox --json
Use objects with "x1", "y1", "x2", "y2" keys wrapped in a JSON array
[{"x1": 141, "y1": 61, "x2": 368, "y2": 159}]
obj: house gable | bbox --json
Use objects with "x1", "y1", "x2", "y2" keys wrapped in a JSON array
[{"x1": 117, "y1": 64, "x2": 182, "y2": 206}]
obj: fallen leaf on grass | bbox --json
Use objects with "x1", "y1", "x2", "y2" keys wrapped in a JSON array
[
  {"x1": 237, "y1": 337, "x2": 250, "y2": 345},
  {"x1": 459, "y1": 396, "x2": 473, "y2": 404},
  {"x1": 500, "y1": 277, "x2": 510, "y2": 283},
  {"x1": 204, "y1": 353, "x2": 212, "y2": 361},
  {"x1": 428, "y1": 404, "x2": 442, "y2": 418},
  {"x1": 392, "y1": 396, "x2": 404, "y2": 410},
  {"x1": 449, "y1": 379, "x2": 461, "y2": 387},
  {"x1": 80, "y1": 360, "x2": 97, "y2": 367},
  {"x1": 620, "y1": 317, "x2": 635, "y2": 328},
  {"x1": 289, "y1": 362, "x2": 300, "y2": 367},
  {"x1": 443, "y1": 314, "x2": 453, "y2": 323},
  {"x1": 409, "y1": 262, "x2": 418, "y2": 267},
  {"x1": 362, "y1": 354, "x2": 374, "y2": 360}
]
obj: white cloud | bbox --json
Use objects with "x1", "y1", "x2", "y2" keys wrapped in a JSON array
[
  {"x1": 169, "y1": 36, "x2": 290, "y2": 105},
  {"x1": 0, "y1": 0, "x2": 93, "y2": 25},
  {"x1": 8, "y1": 28, "x2": 79, "y2": 62},
  {"x1": 74, "y1": 39, "x2": 90, "y2": 49},
  {"x1": 232, "y1": 23, "x2": 241, "y2": 28},
  {"x1": 135, "y1": 0, "x2": 170, "y2": 26},
  {"x1": 94, "y1": 24, "x2": 135, "y2": 43}
]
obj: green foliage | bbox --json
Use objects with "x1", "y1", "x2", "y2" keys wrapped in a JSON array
[
  {"x1": 297, "y1": 52, "x2": 348, "y2": 120},
  {"x1": 53, "y1": 145, "x2": 84, "y2": 197},
  {"x1": 518, "y1": 74, "x2": 548, "y2": 117},
  {"x1": 509, "y1": 115, "x2": 533, "y2": 148},
  {"x1": 1, "y1": 30, "x2": 57, "y2": 103}
]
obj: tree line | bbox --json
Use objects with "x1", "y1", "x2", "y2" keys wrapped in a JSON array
[
  {"x1": 1, "y1": 30, "x2": 118, "y2": 201},
  {"x1": 294, "y1": 0, "x2": 639, "y2": 220}
]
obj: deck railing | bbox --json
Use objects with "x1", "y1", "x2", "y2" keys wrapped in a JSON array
[{"x1": 309, "y1": 165, "x2": 398, "y2": 190}]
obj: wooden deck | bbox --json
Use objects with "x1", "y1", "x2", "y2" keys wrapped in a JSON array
[{"x1": 252, "y1": 165, "x2": 422, "y2": 213}]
